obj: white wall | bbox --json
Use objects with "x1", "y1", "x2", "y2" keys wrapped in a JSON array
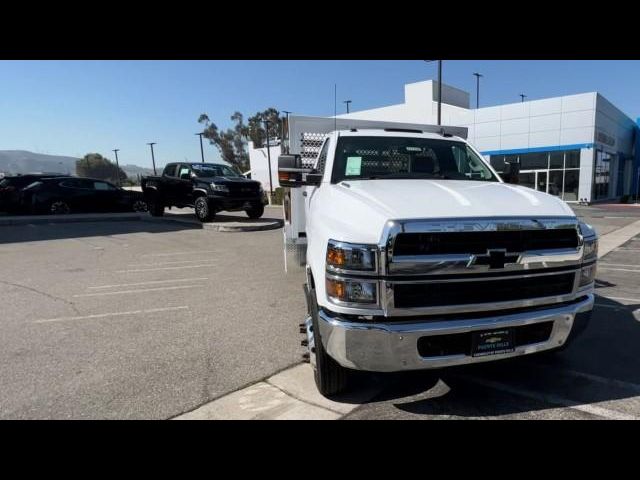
[
  {"x1": 248, "y1": 142, "x2": 280, "y2": 191},
  {"x1": 452, "y1": 93, "x2": 598, "y2": 153}
]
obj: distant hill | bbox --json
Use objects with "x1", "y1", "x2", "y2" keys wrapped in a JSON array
[
  {"x1": 120, "y1": 164, "x2": 155, "y2": 179},
  {"x1": 0, "y1": 151, "x2": 154, "y2": 180},
  {"x1": 0, "y1": 150, "x2": 77, "y2": 175}
]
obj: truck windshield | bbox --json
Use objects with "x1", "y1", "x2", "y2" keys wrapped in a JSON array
[
  {"x1": 191, "y1": 164, "x2": 242, "y2": 178},
  {"x1": 331, "y1": 136, "x2": 498, "y2": 183}
]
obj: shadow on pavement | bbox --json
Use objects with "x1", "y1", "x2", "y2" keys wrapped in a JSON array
[
  {"x1": 352, "y1": 293, "x2": 640, "y2": 418},
  {"x1": 0, "y1": 218, "x2": 203, "y2": 245}
]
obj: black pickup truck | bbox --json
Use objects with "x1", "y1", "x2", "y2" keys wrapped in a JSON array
[{"x1": 141, "y1": 162, "x2": 266, "y2": 222}]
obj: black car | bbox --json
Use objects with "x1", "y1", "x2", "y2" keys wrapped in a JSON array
[
  {"x1": 0, "y1": 173, "x2": 66, "y2": 213},
  {"x1": 141, "y1": 162, "x2": 266, "y2": 222},
  {"x1": 25, "y1": 177, "x2": 148, "y2": 215}
]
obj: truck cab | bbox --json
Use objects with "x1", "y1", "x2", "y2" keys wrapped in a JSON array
[{"x1": 278, "y1": 116, "x2": 597, "y2": 397}]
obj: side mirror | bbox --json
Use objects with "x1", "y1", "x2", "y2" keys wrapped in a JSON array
[
  {"x1": 278, "y1": 154, "x2": 320, "y2": 188},
  {"x1": 502, "y1": 161, "x2": 520, "y2": 184},
  {"x1": 180, "y1": 173, "x2": 191, "y2": 180}
]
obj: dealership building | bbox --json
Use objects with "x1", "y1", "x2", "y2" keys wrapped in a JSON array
[
  {"x1": 248, "y1": 79, "x2": 640, "y2": 203},
  {"x1": 336, "y1": 80, "x2": 640, "y2": 203}
]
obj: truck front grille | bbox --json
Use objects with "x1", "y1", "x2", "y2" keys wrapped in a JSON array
[
  {"x1": 392, "y1": 229, "x2": 579, "y2": 256},
  {"x1": 226, "y1": 185, "x2": 260, "y2": 197},
  {"x1": 393, "y1": 273, "x2": 575, "y2": 308}
]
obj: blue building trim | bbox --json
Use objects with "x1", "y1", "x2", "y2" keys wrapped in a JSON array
[{"x1": 480, "y1": 143, "x2": 594, "y2": 156}]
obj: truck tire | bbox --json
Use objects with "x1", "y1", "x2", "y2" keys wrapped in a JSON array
[
  {"x1": 195, "y1": 196, "x2": 215, "y2": 222},
  {"x1": 245, "y1": 204, "x2": 265, "y2": 219},
  {"x1": 309, "y1": 288, "x2": 348, "y2": 397},
  {"x1": 148, "y1": 198, "x2": 164, "y2": 217}
]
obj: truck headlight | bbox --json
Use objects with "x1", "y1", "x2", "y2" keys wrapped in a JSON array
[
  {"x1": 579, "y1": 263, "x2": 597, "y2": 286},
  {"x1": 326, "y1": 277, "x2": 377, "y2": 305},
  {"x1": 326, "y1": 240, "x2": 377, "y2": 273},
  {"x1": 582, "y1": 237, "x2": 598, "y2": 261},
  {"x1": 211, "y1": 183, "x2": 229, "y2": 192}
]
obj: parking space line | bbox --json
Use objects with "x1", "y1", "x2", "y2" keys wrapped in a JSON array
[
  {"x1": 546, "y1": 367, "x2": 640, "y2": 395},
  {"x1": 455, "y1": 375, "x2": 639, "y2": 420},
  {"x1": 34, "y1": 306, "x2": 189, "y2": 323},
  {"x1": 73, "y1": 285, "x2": 203, "y2": 297},
  {"x1": 127, "y1": 259, "x2": 218, "y2": 267},
  {"x1": 598, "y1": 295, "x2": 640, "y2": 303},
  {"x1": 88, "y1": 277, "x2": 209, "y2": 290},
  {"x1": 598, "y1": 267, "x2": 640, "y2": 273},
  {"x1": 141, "y1": 250, "x2": 218, "y2": 257},
  {"x1": 599, "y1": 263, "x2": 640, "y2": 268},
  {"x1": 116, "y1": 264, "x2": 217, "y2": 273}
]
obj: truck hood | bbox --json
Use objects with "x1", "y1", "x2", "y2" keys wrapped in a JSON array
[{"x1": 320, "y1": 179, "x2": 575, "y2": 244}]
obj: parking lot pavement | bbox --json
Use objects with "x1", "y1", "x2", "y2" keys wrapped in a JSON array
[
  {"x1": 3, "y1": 204, "x2": 640, "y2": 420},
  {"x1": 345, "y1": 231, "x2": 640, "y2": 420},
  {"x1": 0, "y1": 213, "x2": 307, "y2": 419}
]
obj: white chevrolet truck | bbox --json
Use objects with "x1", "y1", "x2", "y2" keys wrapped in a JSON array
[{"x1": 277, "y1": 116, "x2": 597, "y2": 397}]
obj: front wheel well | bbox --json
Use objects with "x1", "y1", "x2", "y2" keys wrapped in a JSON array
[
  {"x1": 192, "y1": 190, "x2": 209, "y2": 198},
  {"x1": 306, "y1": 266, "x2": 316, "y2": 290}
]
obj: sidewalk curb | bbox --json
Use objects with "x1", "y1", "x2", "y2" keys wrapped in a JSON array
[{"x1": 598, "y1": 218, "x2": 640, "y2": 257}]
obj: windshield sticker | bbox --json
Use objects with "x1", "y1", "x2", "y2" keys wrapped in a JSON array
[{"x1": 345, "y1": 156, "x2": 362, "y2": 176}]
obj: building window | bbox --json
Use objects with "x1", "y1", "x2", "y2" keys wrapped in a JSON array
[
  {"x1": 489, "y1": 155, "x2": 505, "y2": 172},
  {"x1": 549, "y1": 170, "x2": 564, "y2": 197},
  {"x1": 519, "y1": 152, "x2": 549, "y2": 170},
  {"x1": 594, "y1": 151, "x2": 612, "y2": 200},
  {"x1": 488, "y1": 148, "x2": 583, "y2": 202},
  {"x1": 564, "y1": 170, "x2": 580, "y2": 201},
  {"x1": 550, "y1": 151, "x2": 564, "y2": 169},
  {"x1": 565, "y1": 150, "x2": 581, "y2": 168}
]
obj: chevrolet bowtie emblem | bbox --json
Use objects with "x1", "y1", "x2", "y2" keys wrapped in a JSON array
[
  {"x1": 485, "y1": 337, "x2": 502, "y2": 344},
  {"x1": 469, "y1": 249, "x2": 520, "y2": 269}
]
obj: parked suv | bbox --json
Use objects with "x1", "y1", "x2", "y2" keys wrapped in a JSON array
[
  {"x1": 0, "y1": 173, "x2": 66, "y2": 213},
  {"x1": 25, "y1": 177, "x2": 148, "y2": 215}
]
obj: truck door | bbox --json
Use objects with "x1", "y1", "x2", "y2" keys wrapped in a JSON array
[
  {"x1": 160, "y1": 164, "x2": 179, "y2": 204},
  {"x1": 176, "y1": 164, "x2": 194, "y2": 205}
]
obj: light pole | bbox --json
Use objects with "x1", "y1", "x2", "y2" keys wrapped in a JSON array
[
  {"x1": 473, "y1": 72, "x2": 483, "y2": 109},
  {"x1": 520, "y1": 94, "x2": 527, "y2": 103},
  {"x1": 147, "y1": 142, "x2": 157, "y2": 175},
  {"x1": 112, "y1": 149, "x2": 121, "y2": 186},
  {"x1": 195, "y1": 132, "x2": 205, "y2": 163},
  {"x1": 424, "y1": 60, "x2": 443, "y2": 125},
  {"x1": 282, "y1": 110, "x2": 292, "y2": 154},
  {"x1": 343, "y1": 100, "x2": 352, "y2": 113},
  {"x1": 263, "y1": 120, "x2": 273, "y2": 196}
]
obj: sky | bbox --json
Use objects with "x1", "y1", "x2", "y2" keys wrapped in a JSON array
[{"x1": 0, "y1": 60, "x2": 639, "y2": 169}]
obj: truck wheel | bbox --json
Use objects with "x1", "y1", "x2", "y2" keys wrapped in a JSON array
[
  {"x1": 195, "y1": 196, "x2": 215, "y2": 222},
  {"x1": 148, "y1": 199, "x2": 164, "y2": 217},
  {"x1": 245, "y1": 204, "x2": 265, "y2": 219},
  {"x1": 309, "y1": 288, "x2": 348, "y2": 397}
]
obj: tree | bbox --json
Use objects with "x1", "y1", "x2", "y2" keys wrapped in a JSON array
[
  {"x1": 198, "y1": 108, "x2": 283, "y2": 172},
  {"x1": 76, "y1": 153, "x2": 128, "y2": 184}
]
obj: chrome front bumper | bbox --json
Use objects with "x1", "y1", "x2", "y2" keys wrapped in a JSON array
[{"x1": 317, "y1": 294, "x2": 594, "y2": 372}]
